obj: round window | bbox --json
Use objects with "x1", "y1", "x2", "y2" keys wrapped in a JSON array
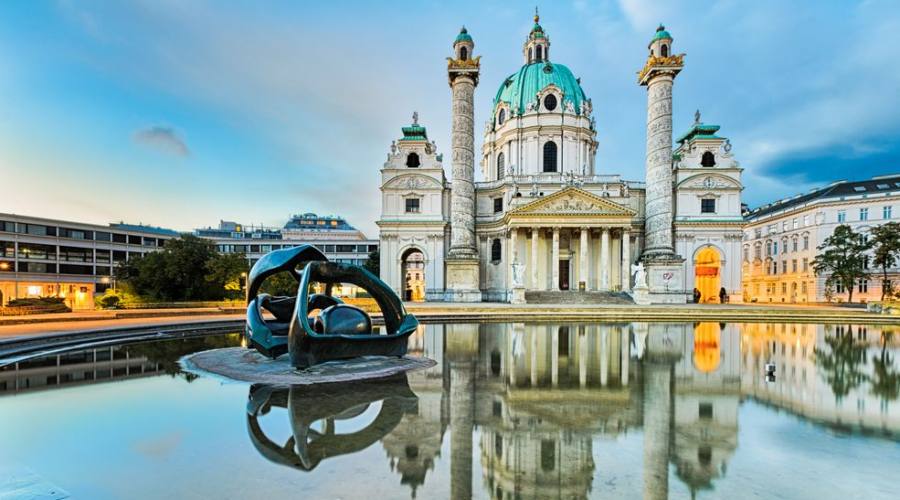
[{"x1": 544, "y1": 94, "x2": 557, "y2": 111}]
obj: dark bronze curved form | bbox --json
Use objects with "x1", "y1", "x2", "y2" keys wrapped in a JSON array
[
  {"x1": 245, "y1": 246, "x2": 419, "y2": 368},
  {"x1": 244, "y1": 245, "x2": 328, "y2": 358},
  {"x1": 246, "y1": 376, "x2": 418, "y2": 471},
  {"x1": 289, "y1": 261, "x2": 419, "y2": 368}
]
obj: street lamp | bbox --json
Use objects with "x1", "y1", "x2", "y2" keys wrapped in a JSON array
[{"x1": 0, "y1": 262, "x2": 9, "y2": 271}]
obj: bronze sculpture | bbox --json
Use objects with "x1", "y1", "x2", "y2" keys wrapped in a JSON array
[{"x1": 245, "y1": 245, "x2": 419, "y2": 368}]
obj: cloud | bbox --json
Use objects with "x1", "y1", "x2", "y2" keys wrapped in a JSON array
[{"x1": 133, "y1": 126, "x2": 190, "y2": 157}]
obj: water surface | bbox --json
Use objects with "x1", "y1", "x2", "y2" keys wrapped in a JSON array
[{"x1": 1, "y1": 322, "x2": 899, "y2": 499}]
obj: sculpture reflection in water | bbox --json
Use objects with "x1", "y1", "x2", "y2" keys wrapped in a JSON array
[
  {"x1": 246, "y1": 375, "x2": 418, "y2": 471},
  {"x1": 244, "y1": 245, "x2": 418, "y2": 368}
]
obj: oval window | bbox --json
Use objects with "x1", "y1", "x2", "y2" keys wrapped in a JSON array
[
  {"x1": 544, "y1": 94, "x2": 557, "y2": 111},
  {"x1": 497, "y1": 109, "x2": 506, "y2": 126}
]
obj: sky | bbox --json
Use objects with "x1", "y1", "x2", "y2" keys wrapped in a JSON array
[{"x1": 1, "y1": 0, "x2": 899, "y2": 238}]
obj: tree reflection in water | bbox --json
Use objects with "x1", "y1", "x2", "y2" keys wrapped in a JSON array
[
  {"x1": 872, "y1": 331, "x2": 900, "y2": 406},
  {"x1": 815, "y1": 325, "x2": 870, "y2": 401}
]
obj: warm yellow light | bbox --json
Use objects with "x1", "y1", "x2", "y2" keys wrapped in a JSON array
[{"x1": 0, "y1": 262, "x2": 9, "y2": 270}]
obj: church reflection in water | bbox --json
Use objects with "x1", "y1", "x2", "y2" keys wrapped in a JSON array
[{"x1": 245, "y1": 322, "x2": 900, "y2": 499}]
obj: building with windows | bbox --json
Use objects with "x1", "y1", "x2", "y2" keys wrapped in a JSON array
[
  {"x1": 0, "y1": 214, "x2": 178, "y2": 310},
  {"x1": 742, "y1": 174, "x2": 900, "y2": 303},
  {"x1": 195, "y1": 213, "x2": 377, "y2": 270},
  {"x1": 378, "y1": 15, "x2": 744, "y2": 303}
]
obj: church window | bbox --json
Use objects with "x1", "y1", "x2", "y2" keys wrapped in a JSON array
[
  {"x1": 543, "y1": 94, "x2": 557, "y2": 111},
  {"x1": 493, "y1": 197, "x2": 503, "y2": 213},
  {"x1": 497, "y1": 152, "x2": 505, "y2": 180},
  {"x1": 536, "y1": 45, "x2": 543, "y2": 61},
  {"x1": 497, "y1": 109, "x2": 506, "y2": 126},
  {"x1": 701, "y1": 151, "x2": 716, "y2": 167},
  {"x1": 701, "y1": 198, "x2": 716, "y2": 214},
  {"x1": 405, "y1": 198, "x2": 420, "y2": 213},
  {"x1": 491, "y1": 238, "x2": 501, "y2": 263},
  {"x1": 459, "y1": 46, "x2": 468, "y2": 61},
  {"x1": 543, "y1": 141, "x2": 558, "y2": 172},
  {"x1": 661, "y1": 44, "x2": 669, "y2": 57},
  {"x1": 406, "y1": 152, "x2": 420, "y2": 168}
]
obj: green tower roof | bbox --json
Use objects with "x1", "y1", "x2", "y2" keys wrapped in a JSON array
[
  {"x1": 455, "y1": 26, "x2": 472, "y2": 44},
  {"x1": 652, "y1": 24, "x2": 672, "y2": 42},
  {"x1": 493, "y1": 61, "x2": 587, "y2": 115}
]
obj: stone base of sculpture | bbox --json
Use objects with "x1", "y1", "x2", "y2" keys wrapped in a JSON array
[
  {"x1": 509, "y1": 286, "x2": 526, "y2": 304},
  {"x1": 444, "y1": 258, "x2": 482, "y2": 302}
]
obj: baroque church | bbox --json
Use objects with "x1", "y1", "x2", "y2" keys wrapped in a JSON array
[{"x1": 378, "y1": 13, "x2": 744, "y2": 304}]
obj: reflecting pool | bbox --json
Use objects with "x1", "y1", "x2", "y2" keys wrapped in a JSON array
[{"x1": 1, "y1": 322, "x2": 899, "y2": 499}]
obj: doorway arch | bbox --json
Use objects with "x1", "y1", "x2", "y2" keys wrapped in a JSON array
[
  {"x1": 400, "y1": 248, "x2": 426, "y2": 302},
  {"x1": 694, "y1": 246, "x2": 722, "y2": 303}
]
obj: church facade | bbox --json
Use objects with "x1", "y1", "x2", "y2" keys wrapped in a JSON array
[{"x1": 378, "y1": 14, "x2": 744, "y2": 304}]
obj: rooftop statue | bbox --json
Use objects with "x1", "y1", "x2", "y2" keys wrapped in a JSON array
[{"x1": 245, "y1": 245, "x2": 419, "y2": 368}]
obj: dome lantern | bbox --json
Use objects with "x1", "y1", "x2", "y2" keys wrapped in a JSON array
[{"x1": 523, "y1": 7, "x2": 550, "y2": 64}]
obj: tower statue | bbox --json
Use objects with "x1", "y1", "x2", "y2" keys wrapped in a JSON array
[
  {"x1": 444, "y1": 26, "x2": 483, "y2": 302},
  {"x1": 635, "y1": 24, "x2": 688, "y2": 304}
]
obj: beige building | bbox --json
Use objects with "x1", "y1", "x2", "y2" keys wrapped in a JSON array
[{"x1": 742, "y1": 175, "x2": 900, "y2": 303}]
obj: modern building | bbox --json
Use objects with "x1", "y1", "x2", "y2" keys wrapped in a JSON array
[
  {"x1": 378, "y1": 15, "x2": 744, "y2": 304},
  {"x1": 195, "y1": 213, "x2": 378, "y2": 269},
  {"x1": 742, "y1": 174, "x2": 900, "y2": 303},
  {"x1": 0, "y1": 213, "x2": 179, "y2": 310}
]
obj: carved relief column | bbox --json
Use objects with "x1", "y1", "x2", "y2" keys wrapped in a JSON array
[
  {"x1": 600, "y1": 228, "x2": 610, "y2": 291},
  {"x1": 551, "y1": 227, "x2": 560, "y2": 291},
  {"x1": 531, "y1": 228, "x2": 540, "y2": 290},
  {"x1": 621, "y1": 230, "x2": 632, "y2": 291},
  {"x1": 444, "y1": 28, "x2": 482, "y2": 302},
  {"x1": 579, "y1": 227, "x2": 589, "y2": 290}
]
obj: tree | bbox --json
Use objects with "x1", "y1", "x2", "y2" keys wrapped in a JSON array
[
  {"x1": 812, "y1": 225, "x2": 870, "y2": 303},
  {"x1": 364, "y1": 248, "x2": 380, "y2": 277},
  {"x1": 870, "y1": 222, "x2": 900, "y2": 301},
  {"x1": 206, "y1": 252, "x2": 249, "y2": 299},
  {"x1": 116, "y1": 235, "x2": 222, "y2": 301}
]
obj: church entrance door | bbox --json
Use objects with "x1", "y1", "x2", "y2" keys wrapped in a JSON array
[
  {"x1": 559, "y1": 260, "x2": 570, "y2": 290},
  {"x1": 694, "y1": 247, "x2": 721, "y2": 303}
]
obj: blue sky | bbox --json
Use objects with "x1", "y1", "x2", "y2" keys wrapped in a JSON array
[{"x1": 1, "y1": 0, "x2": 898, "y2": 237}]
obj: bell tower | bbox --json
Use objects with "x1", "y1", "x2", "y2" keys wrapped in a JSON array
[{"x1": 523, "y1": 8, "x2": 550, "y2": 64}]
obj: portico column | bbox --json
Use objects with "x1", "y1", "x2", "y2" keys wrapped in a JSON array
[
  {"x1": 551, "y1": 228, "x2": 560, "y2": 291},
  {"x1": 508, "y1": 228, "x2": 518, "y2": 287},
  {"x1": 621, "y1": 230, "x2": 632, "y2": 292},
  {"x1": 600, "y1": 228, "x2": 610, "y2": 291},
  {"x1": 579, "y1": 227, "x2": 589, "y2": 291},
  {"x1": 530, "y1": 228, "x2": 540, "y2": 290}
]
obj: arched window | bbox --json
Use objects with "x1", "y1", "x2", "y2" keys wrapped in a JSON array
[
  {"x1": 406, "y1": 152, "x2": 420, "y2": 168},
  {"x1": 543, "y1": 94, "x2": 557, "y2": 111},
  {"x1": 497, "y1": 152, "x2": 505, "y2": 180},
  {"x1": 529, "y1": 48, "x2": 533, "y2": 62},
  {"x1": 701, "y1": 151, "x2": 716, "y2": 167},
  {"x1": 497, "y1": 108, "x2": 505, "y2": 126},
  {"x1": 491, "y1": 238, "x2": 502, "y2": 263},
  {"x1": 661, "y1": 44, "x2": 669, "y2": 57},
  {"x1": 459, "y1": 46, "x2": 468, "y2": 61},
  {"x1": 543, "y1": 141, "x2": 557, "y2": 172},
  {"x1": 536, "y1": 45, "x2": 543, "y2": 61}
]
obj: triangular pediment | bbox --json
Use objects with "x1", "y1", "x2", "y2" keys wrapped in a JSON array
[{"x1": 510, "y1": 187, "x2": 636, "y2": 217}]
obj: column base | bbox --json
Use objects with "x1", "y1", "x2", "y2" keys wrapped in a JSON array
[
  {"x1": 634, "y1": 258, "x2": 688, "y2": 304},
  {"x1": 444, "y1": 258, "x2": 482, "y2": 303}
]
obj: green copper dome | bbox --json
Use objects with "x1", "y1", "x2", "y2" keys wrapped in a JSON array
[
  {"x1": 493, "y1": 61, "x2": 587, "y2": 115},
  {"x1": 652, "y1": 24, "x2": 672, "y2": 42},
  {"x1": 455, "y1": 26, "x2": 472, "y2": 44}
]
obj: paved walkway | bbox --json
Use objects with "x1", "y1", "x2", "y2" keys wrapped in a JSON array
[{"x1": 0, "y1": 314, "x2": 243, "y2": 341}]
